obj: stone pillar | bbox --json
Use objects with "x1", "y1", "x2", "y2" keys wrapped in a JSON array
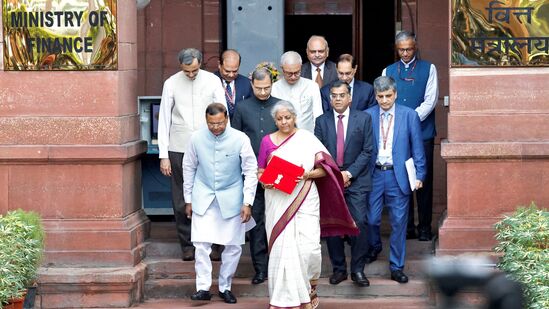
[
  {"x1": 439, "y1": 68, "x2": 549, "y2": 255},
  {"x1": 0, "y1": 1, "x2": 150, "y2": 307}
]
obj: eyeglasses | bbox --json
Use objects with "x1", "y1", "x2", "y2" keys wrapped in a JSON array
[
  {"x1": 398, "y1": 48, "x2": 415, "y2": 53},
  {"x1": 282, "y1": 70, "x2": 301, "y2": 77},
  {"x1": 337, "y1": 72, "x2": 354, "y2": 77},
  {"x1": 207, "y1": 121, "x2": 226, "y2": 128},
  {"x1": 330, "y1": 93, "x2": 348, "y2": 99}
]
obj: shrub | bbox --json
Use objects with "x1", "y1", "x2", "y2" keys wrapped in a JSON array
[
  {"x1": 0, "y1": 209, "x2": 45, "y2": 308},
  {"x1": 494, "y1": 203, "x2": 549, "y2": 309}
]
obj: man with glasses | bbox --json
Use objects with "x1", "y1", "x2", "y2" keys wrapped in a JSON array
[
  {"x1": 301, "y1": 35, "x2": 338, "y2": 87},
  {"x1": 320, "y1": 54, "x2": 377, "y2": 112},
  {"x1": 158, "y1": 48, "x2": 226, "y2": 262},
  {"x1": 231, "y1": 68, "x2": 280, "y2": 285},
  {"x1": 183, "y1": 103, "x2": 257, "y2": 303},
  {"x1": 382, "y1": 30, "x2": 439, "y2": 242},
  {"x1": 272, "y1": 51, "x2": 323, "y2": 133},
  {"x1": 314, "y1": 80, "x2": 374, "y2": 287}
]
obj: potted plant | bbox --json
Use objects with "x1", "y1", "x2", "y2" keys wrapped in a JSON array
[
  {"x1": 0, "y1": 209, "x2": 45, "y2": 309},
  {"x1": 494, "y1": 202, "x2": 549, "y2": 309}
]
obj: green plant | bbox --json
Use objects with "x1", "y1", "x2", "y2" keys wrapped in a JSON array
[
  {"x1": 494, "y1": 202, "x2": 549, "y2": 309},
  {"x1": 0, "y1": 209, "x2": 45, "y2": 308}
]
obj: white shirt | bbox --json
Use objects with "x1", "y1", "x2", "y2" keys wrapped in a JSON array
[
  {"x1": 333, "y1": 107, "x2": 350, "y2": 141},
  {"x1": 271, "y1": 77, "x2": 323, "y2": 133},
  {"x1": 382, "y1": 57, "x2": 438, "y2": 122},
  {"x1": 376, "y1": 104, "x2": 396, "y2": 166},
  {"x1": 310, "y1": 62, "x2": 325, "y2": 80}
]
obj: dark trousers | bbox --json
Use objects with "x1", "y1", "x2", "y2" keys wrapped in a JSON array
[
  {"x1": 249, "y1": 185, "x2": 268, "y2": 274},
  {"x1": 168, "y1": 151, "x2": 192, "y2": 250},
  {"x1": 408, "y1": 138, "x2": 434, "y2": 233},
  {"x1": 326, "y1": 190, "x2": 370, "y2": 274}
]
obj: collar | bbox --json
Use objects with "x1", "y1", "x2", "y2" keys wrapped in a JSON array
[
  {"x1": 379, "y1": 104, "x2": 396, "y2": 117},
  {"x1": 333, "y1": 106, "x2": 350, "y2": 119},
  {"x1": 312, "y1": 62, "x2": 326, "y2": 72},
  {"x1": 348, "y1": 78, "x2": 355, "y2": 89},
  {"x1": 400, "y1": 57, "x2": 416, "y2": 69}
]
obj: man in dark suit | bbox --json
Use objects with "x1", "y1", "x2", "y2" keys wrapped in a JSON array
[
  {"x1": 314, "y1": 80, "x2": 374, "y2": 287},
  {"x1": 300, "y1": 35, "x2": 338, "y2": 88},
  {"x1": 214, "y1": 49, "x2": 253, "y2": 121},
  {"x1": 320, "y1": 54, "x2": 376, "y2": 112},
  {"x1": 232, "y1": 68, "x2": 279, "y2": 285},
  {"x1": 365, "y1": 76, "x2": 426, "y2": 284}
]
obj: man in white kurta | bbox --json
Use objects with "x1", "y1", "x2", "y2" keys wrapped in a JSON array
[
  {"x1": 183, "y1": 103, "x2": 257, "y2": 304},
  {"x1": 271, "y1": 51, "x2": 323, "y2": 133},
  {"x1": 158, "y1": 48, "x2": 226, "y2": 261}
]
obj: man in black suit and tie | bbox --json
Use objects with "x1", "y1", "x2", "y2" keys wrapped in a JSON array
[
  {"x1": 320, "y1": 54, "x2": 377, "y2": 113},
  {"x1": 214, "y1": 49, "x2": 253, "y2": 121},
  {"x1": 314, "y1": 80, "x2": 374, "y2": 287},
  {"x1": 232, "y1": 68, "x2": 279, "y2": 285},
  {"x1": 301, "y1": 35, "x2": 338, "y2": 88}
]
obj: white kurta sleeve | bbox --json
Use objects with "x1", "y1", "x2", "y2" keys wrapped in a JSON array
[
  {"x1": 240, "y1": 137, "x2": 258, "y2": 206},
  {"x1": 158, "y1": 79, "x2": 175, "y2": 159},
  {"x1": 182, "y1": 140, "x2": 198, "y2": 202},
  {"x1": 415, "y1": 64, "x2": 439, "y2": 122},
  {"x1": 311, "y1": 83, "x2": 323, "y2": 120}
]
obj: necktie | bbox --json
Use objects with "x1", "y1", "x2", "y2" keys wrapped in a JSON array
[
  {"x1": 225, "y1": 82, "x2": 234, "y2": 116},
  {"x1": 336, "y1": 114, "x2": 345, "y2": 166},
  {"x1": 315, "y1": 67, "x2": 323, "y2": 88}
]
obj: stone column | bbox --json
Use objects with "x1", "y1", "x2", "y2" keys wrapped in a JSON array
[
  {"x1": 439, "y1": 68, "x2": 549, "y2": 255},
  {"x1": 0, "y1": 1, "x2": 150, "y2": 307}
]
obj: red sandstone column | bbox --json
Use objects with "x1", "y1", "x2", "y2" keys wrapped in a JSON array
[
  {"x1": 0, "y1": 1, "x2": 150, "y2": 307},
  {"x1": 439, "y1": 68, "x2": 549, "y2": 255}
]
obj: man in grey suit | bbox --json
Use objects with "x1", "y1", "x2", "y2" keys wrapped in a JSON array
[
  {"x1": 232, "y1": 68, "x2": 279, "y2": 285},
  {"x1": 301, "y1": 35, "x2": 338, "y2": 88},
  {"x1": 314, "y1": 80, "x2": 374, "y2": 287}
]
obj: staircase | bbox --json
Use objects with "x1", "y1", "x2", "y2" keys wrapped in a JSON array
[{"x1": 138, "y1": 222, "x2": 436, "y2": 308}]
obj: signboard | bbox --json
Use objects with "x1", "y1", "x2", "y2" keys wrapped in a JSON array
[
  {"x1": 452, "y1": 0, "x2": 549, "y2": 66},
  {"x1": 2, "y1": 1, "x2": 117, "y2": 70}
]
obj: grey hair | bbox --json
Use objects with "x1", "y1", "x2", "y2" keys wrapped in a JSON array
[
  {"x1": 270, "y1": 101, "x2": 297, "y2": 120},
  {"x1": 251, "y1": 68, "x2": 271, "y2": 83},
  {"x1": 178, "y1": 48, "x2": 203, "y2": 65},
  {"x1": 395, "y1": 31, "x2": 416, "y2": 44},
  {"x1": 280, "y1": 51, "x2": 302, "y2": 66},
  {"x1": 307, "y1": 35, "x2": 329, "y2": 50},
  {"x1": 373, "y1": 76, "x2": 397, "y2": 93}
]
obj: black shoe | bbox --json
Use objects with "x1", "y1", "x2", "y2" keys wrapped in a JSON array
[
  {"x1": 364, "y1": 248, "x2": 381, "y2": 264},
  {"x1": 329, "y1": 272, "x2": 348, "y2": 285},
  {"x1": 251, "y1": 272, "x2": 267, "y2": 284},
  {"x1": 406, "y1": 229, "x2": 418, "y2": 239},
  {"x1": 218, "y1": 290, "x2": 237, "y2": 304},
  {"x1": 390, "y1": 270, "x2": 409, "y2": 283},
  {"x1": 418, "y1": 230, "x2": 432, "y2": 241},
  {"x1": 350, "y1": 272, "x2": 370, "y2": 287},
  {"x1": 182, "y1": 247, "x2": 195, "y2": 261},
  {"x1": 210, "y1": 244, "x2": 224, "y2": 261},
  {"x1": 190, "y1": 290, "x2": 212, "y2": 300}
]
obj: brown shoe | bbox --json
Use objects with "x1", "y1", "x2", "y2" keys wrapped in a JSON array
[
  {"x1": 210, "y1": 244, "x2": 224, "y2": 261},
  {"x1": 182, "y1": 246, "x2": 195, "y2": 261}
]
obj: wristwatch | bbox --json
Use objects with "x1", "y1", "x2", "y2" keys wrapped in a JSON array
[{"x1": 244, "y1": 203, "x2": 252, "y2": 208}]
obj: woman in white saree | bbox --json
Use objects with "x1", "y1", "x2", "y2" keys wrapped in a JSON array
[{"x1": 258, "y1": 101, "x2": 358, "y2": 309}]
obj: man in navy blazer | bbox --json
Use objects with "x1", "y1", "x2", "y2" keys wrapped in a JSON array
[
  {"x1": 314, "y1": 80, "x2": 374, "y2": 287},
  {"x1": 320, "y1": 54, "x2": 376, "y2": 112},
  {"x1": 214, "y1": 49, "x2": 253, "y2": 121},
  {"x1": 300, "y1": 35, "x2": 338, "y2": 87},
  {"x1": 365, "y1": 76, "x2": 425, "y2": 284}
]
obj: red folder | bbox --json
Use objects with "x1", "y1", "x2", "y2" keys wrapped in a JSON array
[{"x1": 260, "y1": 156, "x2": 305, "y2": 194}]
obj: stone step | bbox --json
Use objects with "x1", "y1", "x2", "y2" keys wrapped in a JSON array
[
  {"x1": 144, "y1": 238, "x2": 435, "y2": 260},
  {"x1": 144, "y1": 256, "x2": 427, "y2": 280},
  {"x1": 129, "y1": 296, "x2": 434, "y2": 308},
  {"x1": 144, "y1": 277, "x2": 431, "y2": 299}
]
